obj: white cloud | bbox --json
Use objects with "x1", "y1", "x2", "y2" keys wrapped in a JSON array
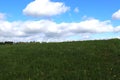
[
  {"x1": 114, "y1": 26, "x2": 120, "y2": 32},
  {"x1": 74, "y1": 7, "x2": 79, "y2": 13},
  {"x1": 112, "y1": 9, "x2": 120, "y2": 20},
  {"x1": 23, "y1": 0, "x2": 70, "y2": 17},
  {"x1": 0, "y1": 18, "x2": 119, "y2": 42},
  {"x1": 0, "y1": 13, "x2": 6, "y2": 20}
]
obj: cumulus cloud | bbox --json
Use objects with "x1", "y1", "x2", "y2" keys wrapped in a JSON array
[
  {"x1": 0, "y1": 13, "x2": 6, "y2": 20},
  {"x1": 0, "y1": 18, "x2": 119, "y2": 42},
  {"x1": 23, "y1": 19, "x2": 114, "y2": 36},
  {"x1": 23, "y1": 0, "x2": 70, "y2": 17},
  {"x1": 74, "y1": 7, "x2": 79, "y2": 13},
  {"x1": 112, "y1": 9, "x2": 120, "y2": 20},
  {"x1": 114, "y1": 26, "x2": 120, "y2": 32}
]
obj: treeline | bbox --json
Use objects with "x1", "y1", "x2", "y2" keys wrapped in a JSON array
[
  {"x1": 0, "y1": 41, "x2": 41, "y2": 45},
  {"x1": 0, "y1": 41, "x2": 14, "y2": 45},
  {"x1": 0, "y1": 38, "x2": 120, "y2": 45}
]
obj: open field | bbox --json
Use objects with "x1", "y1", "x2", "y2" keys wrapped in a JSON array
[{"x1": 0, "y1": 39, "x2": 120, "y2": 80}]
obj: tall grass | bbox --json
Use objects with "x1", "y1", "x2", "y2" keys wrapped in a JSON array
[{"x1": 0, "y1": 39, "x2": 120, "y2": 80}]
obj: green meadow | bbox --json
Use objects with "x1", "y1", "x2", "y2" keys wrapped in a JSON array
[{"x1": 0, "y1": 39, "x2": 120, "y2": 80}]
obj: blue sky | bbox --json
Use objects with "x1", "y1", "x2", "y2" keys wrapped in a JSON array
[{"x1": 0, "y1": 0, "x2": 120, "y2": 42}]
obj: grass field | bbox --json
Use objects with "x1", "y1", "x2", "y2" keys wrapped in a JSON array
[{"x1": 0, "y1": 39, "x2": 120, "y2": 80}]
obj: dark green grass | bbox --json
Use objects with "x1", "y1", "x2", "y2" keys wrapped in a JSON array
[{"x1": 0, "y1": 39, "x2": 120, "y2": 80}]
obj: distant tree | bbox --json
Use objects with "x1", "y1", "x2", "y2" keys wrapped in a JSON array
[
  {"x1": 0, "y1": 42, "x2": 4, "y2": 45},
  {"x1": 5, "y1": 41, "x2": 13, "y2": 45}
]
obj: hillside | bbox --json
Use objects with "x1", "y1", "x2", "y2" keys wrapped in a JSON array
[{"x1": 0, "y1": 39, "x2": 120, "y2": 80}]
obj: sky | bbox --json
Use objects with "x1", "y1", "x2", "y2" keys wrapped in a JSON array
[{"x1": 0, "y1": 0, "x2": 120, "y2": 42}]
